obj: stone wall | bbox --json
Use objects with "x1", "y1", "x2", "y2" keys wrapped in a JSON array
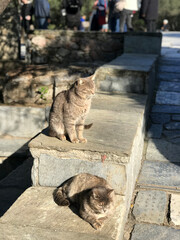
[
  {"x1": 27, "y1": 30, "x2": 124, "y2": 64},
  {"x1": 0, "y1": 1, "x2": 20, "y2": 61}
]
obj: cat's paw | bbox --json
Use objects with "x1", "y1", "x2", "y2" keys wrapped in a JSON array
[
  {"x1": 79, "y1": 138, "x2": 87, "y2": 143},
  {"x1": 71, "y1": 138, "x2": 79, "y2": 143},
  {"x1": 61, "y1": 199, "x2": 70, "y2": 206},
  {"x1": 57, "y1": 134, "x2": 66, "y2": 141},
  {"x1": 92, "y1": 221, "x2": 102, "y2": 230}
]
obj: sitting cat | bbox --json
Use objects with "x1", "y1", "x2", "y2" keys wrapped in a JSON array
[
  {"x1": 49, "y1": 75, "x2": 95, "y2": 143},
  {"x1": 53, "y1": 173, "x2": 116, "y2": 230}
]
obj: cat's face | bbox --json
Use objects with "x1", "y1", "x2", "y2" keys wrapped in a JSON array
[
  {"x1": 89, "y1": 187, "x2": 114, "y2": 214},
  {"x1": 75, "y1": 76, "x2": 95, "y2": 99}
]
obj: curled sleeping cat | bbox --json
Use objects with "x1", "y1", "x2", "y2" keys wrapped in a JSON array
[
  {"x1": 49, "y1": 75, "x2": 95, "y2": 143},
  {"x1": 54, "y1": 173, "x2": 116, "y2": 230}
]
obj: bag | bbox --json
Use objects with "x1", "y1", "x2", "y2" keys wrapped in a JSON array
[
  {"x1": 67, "y1": 0, "x2": 80, "y2": 14},
  {"x1": 114, "y1": 0, "x2": 125, "y2": 12}
]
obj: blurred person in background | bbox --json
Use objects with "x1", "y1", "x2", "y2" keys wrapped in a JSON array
[
  {"x1": 61, "y1": 0, "x2": 82, "y2": 30},
  {"x1": 34, "y1": 0, "x2": 50, "y2": 29},
  {"x1": 19, "y1": 0, "x2": 34, "y2": 34},
  {"x1": 139, "y1": 0, "x2": 159, "y2": 32},
  {"x1": 161, "y1": 19, "x2": 169, "y2": 31},
  {"x1": 119, "y1": 0, "x2": 138, "y2": 32}
]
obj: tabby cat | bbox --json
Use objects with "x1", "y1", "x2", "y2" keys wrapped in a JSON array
[
  {"x1": 54, "y1": 173, "x2": 116, "y2": 230},
  {"x1": 49, "y1": 75, "x2": 95, "y2": 143}
]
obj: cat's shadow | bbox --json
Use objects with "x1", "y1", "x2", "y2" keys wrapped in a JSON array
[{"x1": 41, "y1": 127, "x2": 72, "y2": 143}]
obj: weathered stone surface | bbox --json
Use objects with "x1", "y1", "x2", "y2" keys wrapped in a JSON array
[
  {"x1": 150, "y1": 113, "x2": 170, "y2": 124},
  {"x1": 0, "y1": 138, "x2": 29, "y2": 157},
  {"x1": 38, "y1": 154, "x2": 125, "y2": 194},
  {"x1": 152, "y1": 105, "x2": 180, "y2": 114},
  {"x1": 165, "y1": 122, "x2": 180, "y2": 130},
  {"x1": 0, "y1": 187, "x2": 125, "y2": 240},
  {"x1": 159, "y1": 65, "x2": 180, "y2": 73},
  {"x1": 124, "y1": 34, "x2": 162, "y2": 55},
  {"x1": 172, "y1": 115, "x2": 180, "y2": 121},
  {"x1": 0, "y1": 106, "x2": 46, "y2": 137},
  {"x1": 131, "y1": 224, "x2": 180, "y2": 240},
  {"x1": 158, "y1": 72, "x2": 180, "y2": 81},
  {"x1": 146, "y1": 139, "x2": 180, "y2": 162},
  {"x1": 138, "y1": 161, "x2": 180, "y2": 189},
  {"x1": 147, "y1": 124, "x2": 162, "y2": 138},
  {"x1": 170, "y1": 194, "x2": 180, "y2": 226},
  {"x1": 32, "y1": 36, "x2": 47, "y2": 48},
  {"x1": 158, "y1": 81, "x2": 180, "y2": 92},
  {"x1": 133, "y1": 190, "x2": 167, "y2": 224},
  {"x1": 94, "y1": 53, "x2": 157, "y2": 94},
  {"x1": 156, "y1": 91, "x2": 180, "y2": 105}
]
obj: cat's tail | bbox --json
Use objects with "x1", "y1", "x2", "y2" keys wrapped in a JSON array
[
  {"x1": 53, "y1": 187, "x2": 70, "y2": 206},
  {"x1": 84, "y1": 123, "x2": 93, "y2": 129}
]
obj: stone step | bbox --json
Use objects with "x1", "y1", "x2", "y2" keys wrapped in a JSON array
[
  {"x1": 0, "y1": 137, "x2": 30, "y2": 157},
  {"x1": 158, "y1": 72, "x2": 180, "y2": 81},
  {"x1": 0, "y1": 187, "x2": 125, "y2": 240},
  {"x1": 158, "y1": 81, "x2": 180, "y2": 92},
  {"x1": 94, "y1": 53, "x2": 158, "y2": 94},
  {"x1": 28, "y1": 93, "x2": 147, "y2": 239},
  {"x1": 155, "y1": 91, "x2": 180, "y2": 105}
]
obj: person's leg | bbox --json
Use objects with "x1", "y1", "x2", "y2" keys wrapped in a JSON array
[
  {"x1": 38, "y1": 17, "x2": 48, "y2": 29},
  {"x1": 146, "y1": 19, "x2": 152, "y2": 32},
  {"x1": 119, "y1": 10, "x2": 126, "y2": 32},
  {"x1": 126, "y1": 10, "x2": 133, "y2": 31},
  {"x1": 109, "y1": 16, "x2": 116, "y2": 32},
  {"x1": 151, "y1": 20, "x2": 157, "y2": 32}
]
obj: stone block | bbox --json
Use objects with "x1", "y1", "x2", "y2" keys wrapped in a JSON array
[
  {"x1": 165, "y1": 122, "x2": 180, "y2": 130},
  {"x1": 138, "y1": 161, "x2": 180, "y2": 189},
  {"x1": 0, "y1": 106, "x2": 46, "y2": 138},
  {"x1": 152, "y1": 105, "x2": 180, "y2": 114},
  {"x1": 156, "y1": 91, "x2": 180, "y2": 105},
  {"x1": 170, "y1": 194, "x2": 180, "y2": 226},
  {"x1": 0, "y1": 187, "x2": 126, "y2": 240},
  {"x1": 124, "y1": 33, "x2": 162, "y2": 55},
  {"x1": 0, "y1": 138, "x2": 29, "y2": 157},
  {"x1": 158, "y1": 81, "x2": 180, "y2": 92},
  {"x1": 172, "y1": 115, "x2": 180, "y2": 121},
  {"x1": 38, "y1": 154, "x2": 126, "y2": 194},
  {"x1": 150, "y1": 113, "x2": 170, "y2": 124},
  {"x1": 147, "y1": 124, "x2": 162, "y2": 138},
  {"x1": 158, "y1": 72, "x2": 180, "y2": 81},
  {"x1": 133, "y1": 190, "x2": 167, "y2": 224},
  {"x1": 146, "y1": 139, "x2": 180, "y2": 163},
  {"x1": 94, "y1": 53, "x2": 157, "y2": 94},
  {"x1": 131, "y1": 224, "x2": 180, "y2": 240}
]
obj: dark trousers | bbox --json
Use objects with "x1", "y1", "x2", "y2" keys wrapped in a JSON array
[
  {"x1": 119, "y1": 9, "x2": 133, "y2": 32},
  {"x1": 146, "y1": 19, "x2": 156, "y2": 32},
  {"x1": 21, "y1": 3, "x2": 33, "y2": 33}
]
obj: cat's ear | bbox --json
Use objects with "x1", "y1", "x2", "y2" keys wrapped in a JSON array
[
  {"x1": 92, "y1": 189, "x2": 99, "y2": 199},
  {"x1": 107, "y1": 189, "x2": 114, "y2": 196},
  {"x1": 78, "y1": 79, "x2": 83, "y2": 85}
]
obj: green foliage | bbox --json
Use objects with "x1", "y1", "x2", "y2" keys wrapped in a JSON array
[{"x1": 38, "y1": 86, "x2": 49, "y2": 100}]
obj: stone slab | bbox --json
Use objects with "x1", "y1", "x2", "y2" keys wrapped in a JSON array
[
  {"x1": 165, "y1": 122, "x2": 180, "y2": 130},
  {"x1": 159, "y1": 65, "x2": 180, "y2": 73},
  {"x1": 133, "y1": 190, "x2": 167, "y2": 224},
  {"x1": 138, "y1": 161, "x2": 180, "y2": 189},
  {"x1": 0, "y1": 106, "x2": 46, "y2": 138},
  {"x1": 131, "y1": 223, "x2": 180, "y2": 240},
  {"x1": 37, "y1": 154, "x2": 126, "y2": 194},
  {"x1": 170, "y1": 193, "x2": 180, "y2": 226},
  {"x1": 158, "y1": 81, "x2": 180, "y2": 92},
  {"x1": 172, "y1": 115, "x2": 180, "y2": 121},
  {"x1": 124, "y1": 34, "x2": 162, "y2": 55},
  {"x1": 152, "y1": 105, "x2": 180, "y2": 114},
  {"x1": 158, "y1": 72, "x2": 180, "y2": 81},
  {"x1": 0, "y1": 138, "x2": 29, "y2": 157},
  {"x1": 147, "y1": 124, "x2": 162, "y2": 138},
  {"x1": 94, "y1": 53, "x2": 157, "y2": 94},
  {"x1": 146, "y1": 139, "x2": 180, "y2": 163},
  {"x1": 29, "y1": 94, "x2": 147, "y2": 162},
  {"x1": 156, "y1": 91, "x2": 180, "y2": 105},
  {"x1": 0, "y1": 187, "x2": 125, "y2": 240},
  {"x1": 150, "y1": 113, "x2": 170, "y2": 124}
]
